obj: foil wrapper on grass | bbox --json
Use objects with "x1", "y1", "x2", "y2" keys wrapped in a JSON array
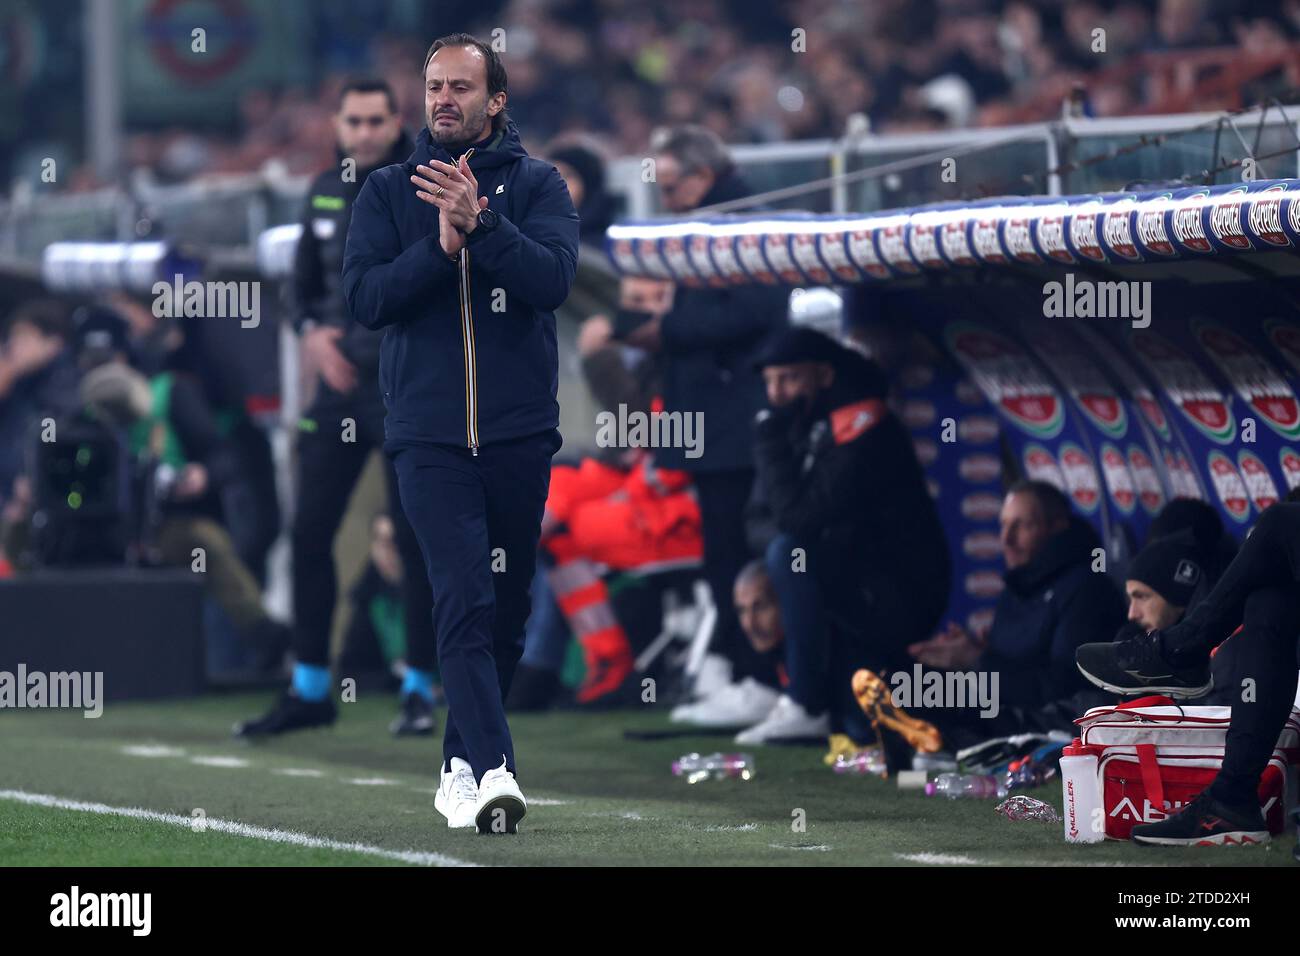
[{"x1": 994, "y1": 795, "x2": 1061, "y2": 823}]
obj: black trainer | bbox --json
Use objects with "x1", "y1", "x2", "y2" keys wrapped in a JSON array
[
  {"x1": 389, "y1": 691, "x2": 436, "y2": 737},
  {"x1": 233, "y1": 691, "x2": 337, "y2": 739},
  {"x1": 1075, "y1": 630, "x2": 1212, "y2": 698},
  {"x1": 1131, "y1": 789, "x2": 1269, "y2": 847}
]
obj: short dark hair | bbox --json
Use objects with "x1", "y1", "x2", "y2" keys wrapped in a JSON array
[
  {"x1": 649, "y1": 124, "x2": 735, "y2": 179},
  {"x1": 1006, "y1": 479, "x2": 1072, "y2": 529},
  {"x1": 338, "y1": 77, "x2": 398, "y2": 115},
  {"x1": 422, "y1": 33, "x2": 508, "y2": 130}
]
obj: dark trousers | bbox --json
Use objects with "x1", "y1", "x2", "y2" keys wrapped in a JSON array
[
  {"x1": 765, "y1": 533, "x2": 829, "y2": 713},
  {"x1": 1172, "y1": 502, "x2": 1300, "y2": 655},
  {"x1": 694, "y1": 468, "x2": 776, "y2": 685},
  {"x1": 292, "y1": 385, "x2": 436, "y2": 671},
  {"x1": 1168, "y1": 503, "x2": 1300, "y2": 806},
  {"x1": 765, "y1": 532, "x2": 939, "y2": 741},
  {"x1": 1211, "y1": 586, "x2": 1300, "y2": 804},
  {"x1": 388, "y1": 429, "x2": 560, "y2": 782}
]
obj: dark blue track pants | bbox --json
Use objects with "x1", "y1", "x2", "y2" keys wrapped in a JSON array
[{"x1": 388, "y1": 428, "x2": 561, "y2": 782}]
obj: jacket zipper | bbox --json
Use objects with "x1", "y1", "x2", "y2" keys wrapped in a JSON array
[{"x1": 458, "y1": 248, "x2": 480, "y2": 455}]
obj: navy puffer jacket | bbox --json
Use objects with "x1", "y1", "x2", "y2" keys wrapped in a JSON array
[{"x1": 343, "y1": 121, "x2": 580, "y2": 451}]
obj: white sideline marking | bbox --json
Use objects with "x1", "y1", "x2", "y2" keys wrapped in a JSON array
[
  {"x1": 528, "y1": 798, "x2": 570, "y2": 806},
  {"x1": 896, "y1": 852, "x2": 981, "y2": 865},
  {"x1": 274, "y1": 768, "x2": 325, "y2": 778},
  {"x1": 0, "y1": 790, "x2": 475, "y2": 867},
  {"x1": 705, "y1": 823, "x2": 758, "y2": 832},
  {"x1": 345, "y1": 777, "x2": 399, "y2": 786},
  {"x1": 769, "y1": 843, "x2": 831, "y2": 851},
  {"x1": 121, "y1": 745, "x2": 186, "y2": 758},
  {"x1": 190, "y1": 756, "x2": 250, "y2": 768}
]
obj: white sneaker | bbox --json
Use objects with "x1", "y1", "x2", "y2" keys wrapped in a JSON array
[
  {"x1": 434, "y1": 757, "x2": 478, "y2": 829},
  {"x1": 690, "y1": 654, "x2": 733, "y2": 701},
  {"x1": 735, "y1": 694, "x2": 830, "y2": 744},
  {"x1": 474, "y1": 759, "x2": 527, "y2": 834},
  {"x1": 669, "y1": 678, "x2": 781, "y2": 727}
]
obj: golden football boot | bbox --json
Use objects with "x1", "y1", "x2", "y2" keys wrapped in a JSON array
[{"x1": 851, "y1": 668, "x2": 944, "y2": 754}]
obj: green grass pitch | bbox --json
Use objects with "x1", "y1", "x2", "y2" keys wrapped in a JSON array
[{"x1": 1, "y1": 693, "x2": 1294, "y2": 867}]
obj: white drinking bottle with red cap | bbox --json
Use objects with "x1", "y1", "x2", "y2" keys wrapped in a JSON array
[{"x1": 1060, "y1": 738, "x2": 1103, "y2": 843}]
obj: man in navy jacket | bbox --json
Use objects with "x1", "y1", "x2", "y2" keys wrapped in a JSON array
[{"x1": 344, "y1": 33, "x2": 578, "y2": 834}]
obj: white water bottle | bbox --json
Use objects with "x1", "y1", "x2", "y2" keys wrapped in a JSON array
[{"x1": 1060, "y1": 738, "x2": 1103, "y2": 844}]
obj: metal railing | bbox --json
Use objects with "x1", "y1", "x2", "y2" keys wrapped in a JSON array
[{"x1": 3, "y1": 107, "x2": 1299, "y2": 267}]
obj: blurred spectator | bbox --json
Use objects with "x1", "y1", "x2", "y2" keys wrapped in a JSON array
[
  {"x1": 577, "y1": 276, "x2": 670, "y2": 419},
  {"x1": 0, "y1": 300, "x2": 79, "y2": 511},
  {"x1": 639, "y1": 124, "x2": 787, "y2": 697},
  {"x1": 511, "y1": 275, "x2": 704, "y2": 710},
  {"x1": 99, "y1": 291, "x2": 281, "y2": 585},
  {"x1": 670, "y1": 558, "x2": 788, "y2": 729},
  {"x1": 2, "y1": 311, "x2": 289, "y2": 669},
  {"x1": 545, "y1": 138, "x2": 616, "y2": 245}
]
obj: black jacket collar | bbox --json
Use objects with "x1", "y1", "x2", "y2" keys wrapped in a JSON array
[
  {"x1": 697, "y1": 169, "x2": 754, "y2": 209},
  {"x1": 335, "y1": 129, "x2": 415, "y2": 184},
  {"x1": 1004, "y1": 516, "x2": 1100, "y2": 596},
  {"x1": 406, "y1": 120, "x2": 528, "y2": 173}
]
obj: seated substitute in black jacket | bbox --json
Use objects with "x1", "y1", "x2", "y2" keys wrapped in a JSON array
[
  {"x1": 911, "y1": 480, "x2": 1126, "y2": 721},
  {"x1": 343, "y1": 34, "x2": 578, "y2": 834},
  {"x1": 752, "y1": 328, "x2": 952, "y2": 740}
]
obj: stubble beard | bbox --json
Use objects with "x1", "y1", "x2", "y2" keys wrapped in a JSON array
[{"x1": 429, "y1": 102, "x2": 492, "y2": 154}]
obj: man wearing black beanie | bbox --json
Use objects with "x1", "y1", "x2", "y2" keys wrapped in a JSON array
[
  {"x1": 1078, "y1": 492, "x2": 1300, "y2": 847},
  {"x1": 1123, "y1": 529, "x2": 1208, "y2": 635}
]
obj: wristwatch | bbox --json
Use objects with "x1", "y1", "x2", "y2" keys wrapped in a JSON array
[{"x1": 469, "y1": 208, "x2": 500, "y2": 241}]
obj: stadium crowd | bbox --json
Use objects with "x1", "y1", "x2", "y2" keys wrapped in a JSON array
[{"x1": 38, "y1": 0, "x2": 1300, "y2": 194}]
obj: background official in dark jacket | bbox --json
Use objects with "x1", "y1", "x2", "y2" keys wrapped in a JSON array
[
  {"x1": 635, "y1": 125, "x2": 788, "y2": 686},
  {"x1": 236, "y1": 78, "x2": 438, "y2": 742},
  {"x1": 343, "y1": 35, "x2": 578, "y2": 834}
]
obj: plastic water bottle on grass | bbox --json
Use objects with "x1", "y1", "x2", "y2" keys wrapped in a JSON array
[
  {"x1": 924, "y1": 773, "x2": 1008, "y2": 799},
  {"x1": 832, "y1": 746, "x2": 888, "y2": 778},
  {"x1": 672, "y1": 752, "x2": 755, "y2": 783}
]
